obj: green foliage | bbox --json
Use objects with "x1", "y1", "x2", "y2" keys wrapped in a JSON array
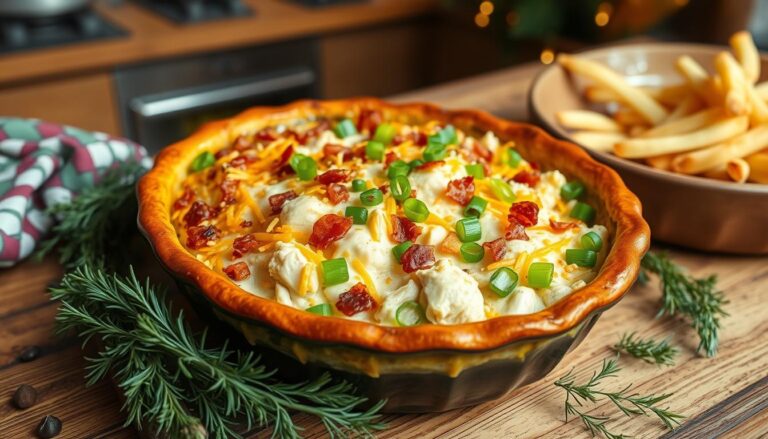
[
  {"x1": 641, "y1": 252, "x2": 728, "y2": 357},
  {"x1": 555, "y1": 357, "x2": 684, "y2": 438},
  {"x1": 613, "y1": 332, "x2": 678, "y2": 366},
  {"x1": 50, "y1": 266, "x2": 386, "y2": 439}
]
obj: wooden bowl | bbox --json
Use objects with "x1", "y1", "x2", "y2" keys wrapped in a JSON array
[
  {"x1": 138, "y1": 98, "x2": 649, "y2": 412},
  {"x1": 529, "y1": 43, "x2": 768, "y2": 254}
]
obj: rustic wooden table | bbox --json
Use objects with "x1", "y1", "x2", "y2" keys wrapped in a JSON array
[{"x1": 2, "y1": 63, "x2": 767, "y2": 439}]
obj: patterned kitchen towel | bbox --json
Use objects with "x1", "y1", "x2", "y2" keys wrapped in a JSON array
[{"x1": 0, "y1": 118, "x2": 151, "y2": 267}]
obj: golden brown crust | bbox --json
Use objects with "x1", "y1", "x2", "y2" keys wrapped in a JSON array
[{"x1": 138, "y1": 98, "x2": 650, "y2": 353}]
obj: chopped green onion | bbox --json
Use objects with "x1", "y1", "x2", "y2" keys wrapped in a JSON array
[
  {"x1": 506, "y1": 148, "x2": 522, "y2": 167},
  {"x1": 464, "y1": 196, "x2": 488, "y2": 217},
  {"x1": 390, "y1": 175, "x2": 411, "y2": 202},
  {"x1": 565, "y1": 249, "x2": 597, "y2": 267},
  {"x1": 423, "y1": 142, "x2": 447, "y2": 162},
  {"x1": 387, "y1": 160, "x2": 411, "y2": 179},
  {"x1": 289, "y1": 154, "x2": 317, "y2": 181},
  {"x1": 190, "y1": 151, "x2": 215, "y2": 172},
  {"x1": 373, "y1": 123, "x2": 396, "y2": 144},
  {"x1": 334, "y1": 119, "x2": 357, "y2": 138},
  {"x1": 351, "y1": 179, "x2": 367, "y2": 192},
  {"x1": 360, "y1": 188, "x2": 384, "y2": 207},
  {"x1": 435, "y1": 125, "x2": 457, "y2": 145},
  {"x1": 460, "y1": 242, "x2": 485, "y2": 263},
  {"x1": 344, "y1": 206, "x2": 368, "y2": 225},
  {"x1": 465, "y1": 163, "x2": 485, "y2": 180},
  {"x1": 455, "y1": 217, "x2": 482, "y2": 242},
  {"x1": 570, "y1": 202, "x2": 596, "y2": 223},
  {"x1": 561, "y1": 180, "x2": 586, "y2": 201},
  {"x1": 402, "y1": 198, "x2": 429, "y2": 222},
  {"x1": 306, "y1": 304, "x2": 332, "y2": 316},
  {"x1": 527, "y1": 262, "x2": 554, "y2": 288},
  {"x1": 392, "y1": 240, "x2": 413, "y2": 263},
  {"x1": 408, "y1": 159, "x2": 425, "y2": 169},
  {"x1": 580, "y1": 231, "x2": 603, "y2": 251},
  {"x1": 365, "y1": 141, "x2": 385, "y2": 161},
  {"x1": 490, "y1": 267, "x2": 519, "y2": 297},
  {"x1": 488, "y1": 178, "x2": 516, "y2": 203},
  {"x1": 321, "y1": 258, "x2": 349, "y2": 286},
  {"x1": 395, "y1": 301, "x2": 426, "y2": 326}
]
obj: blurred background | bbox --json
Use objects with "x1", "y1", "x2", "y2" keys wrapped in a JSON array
[{"x1": 0, "y1": 0, "x2": 762, "y2": 152}]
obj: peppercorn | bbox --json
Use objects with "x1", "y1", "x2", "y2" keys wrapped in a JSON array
[
  {"x1": 36, "y1": 415, "x2": 62, "y2": 438},
  {"x1": 18, "y1": 346, "x2": 41, "y2": 362},
  {"x1": 12, "y1": 384, "x2": 37, "y2": 409}
]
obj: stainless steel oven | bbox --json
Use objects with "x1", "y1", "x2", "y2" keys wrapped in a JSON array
[{"x1": 114, "y1": 39, "x2": 320, "y2": 152}]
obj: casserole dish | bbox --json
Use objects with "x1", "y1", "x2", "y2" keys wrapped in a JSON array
[
  {"x1": 137, "y1": 98, "x2": 649, "y2": 412},
  {"x1": 528, "y1": 43, "x2": 768, "y2": 254}
]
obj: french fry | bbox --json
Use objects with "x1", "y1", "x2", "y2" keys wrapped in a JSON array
[
  {"x1": 702, "y1": 164, "x2": 730, "y2": 181},
  {"x1": 726, "y1": 157, "x2": 750, "y2": 183},
  {"x1": 556, "y1": 110, "x2": 623, "y2": 132},
  {"x1": 715, "y1": 51, "x2": 750, "y2": 116},
  {"x1": 613, "y1": 107, "x2": 648, "y2": 126},
  {"x1": 583, "y1": 84, "x2": 689, "y2": 107},
  {"x1": 645, "y1": 153, "x2": 677, "y2": 171},
  {"x1": 558, "y1": 54, "x2": 668, "y2": 124},
  {"x1": 663, "y1": 94, "x2": 703, "y2": 123},
  {"x1": 615, "y1": 116, "x2": 748, "y2": 158},
  {"x1": 641, "y1": 107, "x2": 723, "y2": 138},
  {"x1": 675, "y1": 56, "x2": 723, "y2": 106},
  {"x1": 670, "y1": 124, "x2": 768, "y2": 174},
  {"x1": 745, "y1": 150, "x2": 768, "y2": 183},
  {"x1": 730, "y1": 31, "x2": 760, "y2": 84},
  {"x1": 744, "y1": 81, "x2": 768, "y2": 125},
  {"x1": 584, "y1": 85, "x2": 617, "y2": 103},
  {"x1": 754, "y1": 81, "x2": 768, "y2": 100},
  {"x1": 570, "y1": 131, "x2": 626, "y2": 152}
]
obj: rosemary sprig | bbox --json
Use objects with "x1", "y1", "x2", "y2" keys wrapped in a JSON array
[
  {"x1": 36, "y1": 162, "x2": 146, "y2": 268},
  {"x1": 555, "y1": 357, "x2": 684, "y2": 438},
  {"x1": 641, "y1": 251, "x2": 728, "y2": 357},
  {"x1": 612, "y1": 332, "x2": 678, "y2": 366},
  {"x1": 50, "y1": 265, "x2": 386, "y2": 439}
]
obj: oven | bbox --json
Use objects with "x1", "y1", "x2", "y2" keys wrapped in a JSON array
[{"x1": 114, "y1": 38, "x2": 320, "y2": 152}]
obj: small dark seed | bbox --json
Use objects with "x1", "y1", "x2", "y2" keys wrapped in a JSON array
[
  {"x1": 12, "y1": 384, "x2": 37, "y2": 409},
  {"x1": 36, "y1": 415, "x2": 62, "y2": 438},
  {"x1": 18, "y1": 346, "x2": 41, "y2": 362}
]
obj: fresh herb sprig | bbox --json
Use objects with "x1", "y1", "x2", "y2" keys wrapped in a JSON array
[
  {"x1": 613, "y1": 332, "x2": 678, "y2": 366},
  {"x1": 641, "y1": 252, "x2": 728, "y2": 357},
  {"x1": 51, "y1": 265, "x2": 385, "y2": 439},
  {"x1": 36, "y1": 162, "x2": 146, "y2": 268},
  {"x1": 555, "y1": 357, "x2": 684, "y2": 438}
]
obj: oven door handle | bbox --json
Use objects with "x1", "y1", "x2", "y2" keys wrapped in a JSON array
[{"x1": 129, "y1": 68, "x2": 316, "y2": 119}]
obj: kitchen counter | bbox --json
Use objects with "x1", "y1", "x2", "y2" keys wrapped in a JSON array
[
  {"x1": 0, "y1": 0, "x2": 438, "y2": 87},
  {"x1": 1, "y1": 63, "x2": 767, "y2": 438}
]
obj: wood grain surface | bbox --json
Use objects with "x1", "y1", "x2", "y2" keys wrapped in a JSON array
[{"x1": 1, "y1": 62, "x2": 767, "y2": 438}]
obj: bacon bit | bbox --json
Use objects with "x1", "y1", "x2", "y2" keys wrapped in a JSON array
[
  {"x1": 215, "y1": 148, "x2": 231, "y2": 159},
  {"x1": 219, "y1": 179, "x2": 240, "y2": 205},
  {"x1": 482, "y1": 238, "x2": 507, "y2": 261},
  {"x1": 413, "y1": 131, "x2": 428, "y2": 146},
  {"x1": 356, "y1": 108, "x2": 382, "y2": 134},
  {"x1": 401, "y1": 244, "x2": 436, "y2": 273},
  {"x1": 240, "y1": 220, "x2": 253, "y2": 228},
  {"x1": 322, "y1": 143, "x2": 351, "y2": 161},
  {"x1": 186, "y1": 225, "x2": 220, "y2": 249},
  {"x1": 336, "y1": 282, "x2": 377, "y2": 316},
  {"x1": 274, "y1": 145, "x2": 294, "y2": 169},
  {"x1": 391, "y1": 215, "x2": 422, "y2": 243},
  {"x1": 415, "y1": 160, "x2": 445, "y2": 171},
  {"x1": 473, "y1": 142, "x2": 493, "y2": 163},
  {"x1": 173, "y1": 187, "x2": 195, "y2": 210},
  {"x1": 378, "y1": 184, "x2": 389, "y2": 195},
  {"x1": 512, "y1": 169, "x2": 541, "y2": 187},
  {"x1": 308, "y1": 214, "x2": 353, "y2": 249},
  {"x1": 481, "y1": 161, "x2": 492, "y2": 178},
  {"x1": 255, "y1": 128, "x2": 278, "y2": 143},
  {"x1": 232, "y1": 234, "x2": 261, "y2": 258},
  {"x1": 438, "y1": 233, "x2": 462, "y2": 255},
  {"x1": 549, "y1": 219, "x2": 579, "y2": 233},
  {"x1": 326, "y1": 183, "x2": 350, "y2": 205},
  {"x1": 508, "y1": 201, "x2": 539, "y2": 227},
  {"x1": 445, "y1": 176, "x2": 475, "y2": 206},
  {"x1": 303, "y1": 119, "x2": 331, "y2": 142},
  {"x1": 229, "y1": 153, "x2": 258, "y2": 169},
  {"x1": 384, "y1": 151, "x2": 399, "y2": 167},
  {"x1": 283, "y1": 129, "x2": 308, "y2": 145},
  {"x1": 184, "y1": 201, "x2": 218, "y2": 226},
  {"x1": 530, "y1": 161, "x2": 541, "y2": 170},
  {"x1": 268, "y1": 190, "x2": 298, "y2": 215},
  {"x1": 504, "y1": 222, "x2": 529, "y2": 241},
  {"x1": 234, "y1": 135, "x2": 256, "y2": 150},
  {"x1": 316, "y1": 169, "x2": 352, "y2": 185},
  {"x1": 223, "y1": 262, "x2": 250, "y2": 281}
]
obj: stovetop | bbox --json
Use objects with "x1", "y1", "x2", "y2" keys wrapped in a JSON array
[
  {"x1": 133, "y1": 0, "x2": 252, "y2": 24},
  {"x1": 0, "y1": 9, "x2": 126, "y2": 54}
]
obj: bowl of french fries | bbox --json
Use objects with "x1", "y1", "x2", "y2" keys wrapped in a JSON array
[{"x1": 529, "y1": 31, "x2": 768, "y2": 254}]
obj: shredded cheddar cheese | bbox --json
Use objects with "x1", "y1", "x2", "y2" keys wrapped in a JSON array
[{"x1": 352, "y1": 258, "x2": 380, "y2": 303}]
